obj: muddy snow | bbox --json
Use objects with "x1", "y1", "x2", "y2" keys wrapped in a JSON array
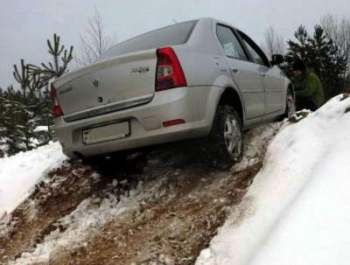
[
  {"x1": 3, "y1": 95, "x2": 350, "y2": 265},
  {"x1": 0, "y1": 122, "x2": 280, "y2": 265}
]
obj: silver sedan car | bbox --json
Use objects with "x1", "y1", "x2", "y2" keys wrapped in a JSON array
[{"x1": 51, "y1": 17, "x2": 295, "y2": 163}]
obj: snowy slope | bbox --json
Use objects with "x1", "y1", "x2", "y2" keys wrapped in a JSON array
[
  {"x1": 0, "y1": 142, "x2": 67, "y2": 218},
  {"x1": 196, "y1": 94, "x2": 350, "y2": 265},
  {"x1": 1, "y1": 123, "x2": 280, "y2": 265}
]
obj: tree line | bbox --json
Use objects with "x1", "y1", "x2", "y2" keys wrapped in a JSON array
[
  {"x1": 0, "y1": 34, "x2": 73, "y2": 156},
  {"x1": 262, "y1": 14, "x2": 350, "y2": 99},
  {"x1": 0, "y1": 8, "x2": 114, "y2": 157},
  {"x1": 0, "y1": 13, "x2": 349, "y2": 157}
]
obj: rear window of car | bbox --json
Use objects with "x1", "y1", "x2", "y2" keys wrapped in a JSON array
[{"x1": 98, "y1": 20, "x2": 198, "y2": 61}]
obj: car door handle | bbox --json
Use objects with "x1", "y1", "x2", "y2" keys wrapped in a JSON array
[{"x1": 231, "y1": 67, "x2": 239, "y2": 73}]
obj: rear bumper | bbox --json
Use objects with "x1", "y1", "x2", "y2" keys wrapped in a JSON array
[{"x1": 55, "y1": 86, "x2": 223, "y2": 158}]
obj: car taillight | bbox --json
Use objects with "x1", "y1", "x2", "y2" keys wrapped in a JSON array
[
  {"x1": 50, "y1": 84, "x2": 63, "y2": 118},
  {"x1": 162, "y1": 119, "x2": 185, "y2": 127},
  {"x1": 156, "y1": 47, "x2": 187, "y2": 91}
]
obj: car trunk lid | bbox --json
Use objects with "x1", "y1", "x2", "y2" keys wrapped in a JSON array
[{"x1": 53, "y1": 49, "x2": 157, "y2": 121}]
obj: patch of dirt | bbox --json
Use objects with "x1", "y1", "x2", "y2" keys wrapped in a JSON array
[
  {"x1": 51, "y1": 163, "x2": 262, "y2": 265},
  {"x1": 340, "y1": 93, "x2": 350, "y2": 101},
  {"x1": 288, "y1": 110, "x2": 310, "y2": 123}
]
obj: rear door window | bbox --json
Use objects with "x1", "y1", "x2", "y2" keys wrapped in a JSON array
[
  {"x1": 238, "y1": 31, "x2": 270, "y2": 67},
  {"x1": 242, "y1": 39, "x2": 265, "y2": 66},
  {"x1": 216, "y1": 25, "x2": 248, "y2": 61}
]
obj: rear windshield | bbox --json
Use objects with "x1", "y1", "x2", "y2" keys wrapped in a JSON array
[{"x1": 98, "y1": 20, "x2": 198, "y2": 61}]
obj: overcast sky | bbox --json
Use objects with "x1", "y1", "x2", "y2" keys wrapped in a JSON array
[{"x1": 1, "y1": 0, "x2": 349, "y2": 88}]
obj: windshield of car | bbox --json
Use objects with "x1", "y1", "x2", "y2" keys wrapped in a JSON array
[{"x1": 97, "y1": 20, "x2": 198, "y2": 61}]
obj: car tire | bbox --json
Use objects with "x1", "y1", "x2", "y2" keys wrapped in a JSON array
[
  {"x1": 285, "y1": 88, "x2": 296, "y2": 118},
  {"x1": 205, "y1": 105, "x2": 243, "y2": 167}
]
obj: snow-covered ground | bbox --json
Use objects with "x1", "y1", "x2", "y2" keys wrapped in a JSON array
[
  {"x1": 2, "y1": 94, "x2": 350, "y2": 265},
  {"x1": 0, "y1": 142, "x2": 67, "y2": 218},
  {"x1": 196, "y1": 94, "x2": 350, "y2": 265},
  {"x1": 0, "y1": 122, "x2": 280, "y2": 265}
]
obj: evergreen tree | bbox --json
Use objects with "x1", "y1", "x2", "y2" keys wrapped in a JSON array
[
  {"x1": 286, "y1": 25, "x2": 347, "y2": 99},
  {"x1": 0, "y1": 34, "x2": 73, "y2": 156},
  {"x1": 29, "y1": 33, "x2": 73, "y2": 82},
  {"x1": 28, "y1": 33, "x2": 74, "y2": 141},
  {"x1": 0, "y1": 87, "x2": 6, "y2": 157},
  {"x1": 13, "y1": 59, "x2": 37, "y2": 152},
  {"x1": 0, "y1": 86, "x2": 29, "y2": 155}
]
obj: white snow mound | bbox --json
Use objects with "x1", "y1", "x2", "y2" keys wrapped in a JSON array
[
  {"x1": 196, "y1": 94, "x2": 350, "y2": 265},
  {"x1": 0, "y1": 142, "x2": 67, "y2": 217}
]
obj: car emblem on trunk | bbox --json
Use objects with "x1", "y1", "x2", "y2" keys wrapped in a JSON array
[
  {"x1": 132, "y1": 66, "x2": 150, "y2": 73},
  {"x1": 93, "y1": 78, "x2": 99, "y2": 87}
]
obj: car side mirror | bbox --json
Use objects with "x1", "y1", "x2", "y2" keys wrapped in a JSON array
[{"x1": 271, "y1": 54, "x2": 284, "y2": 65}]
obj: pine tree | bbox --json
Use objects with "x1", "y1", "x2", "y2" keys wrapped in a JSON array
[
  {"x1": 29, "y1": 33, "x2": 73, "y2": 83},
  {"x1": 286, "y1": 25, "x2": 347, "y2": 99},
  {"x1": 0, "y1": 34, "x2": 74, "y2": 156},
  {"x1": 0, "y1": 87, "x2": 6, "y2": 157},
  {"x1": 13, "y1": 59, "x2": 36, "y2": 152},
  {"x1": 28, "y1": 33, "x2": 74, "y2": 141},
  {"x1": 287, "y1": 26, "x2": 310, "y2": 62},
  {"x1": 0, "y1": 86, "x2": 28, "y2": 155}
]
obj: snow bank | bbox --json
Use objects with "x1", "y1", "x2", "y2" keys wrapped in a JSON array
[
  {"x1": 196, "y1": 94, "x2": 350, "y2": 265},
  {"x1": 0, "y1": 142, "x2": 67, "y2": 217}
]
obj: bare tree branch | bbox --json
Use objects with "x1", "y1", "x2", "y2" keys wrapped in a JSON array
[
  {"x1": 76, "y1": 7, "x2": 117, "y2": 66},
  {"x1": 321, "y1": 14, "x2": 350, "y2": 78},
  {"x1": 261, "y1": 26, "x2": 286, "y2": 59}
]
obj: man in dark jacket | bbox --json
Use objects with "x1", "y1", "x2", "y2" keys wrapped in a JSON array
[{"x1": 293, "y1": 59, "x2": 325, "y2": 111}]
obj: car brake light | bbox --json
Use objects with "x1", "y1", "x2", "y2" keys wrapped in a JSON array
[
  {"x1": 50, "y1": 84, "x2": 63, "y2": 118},
  {"x1": 156, "y1": 47, "x2": 187, "y2": 91}
]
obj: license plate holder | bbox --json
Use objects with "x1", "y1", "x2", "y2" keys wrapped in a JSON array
[{"x1": 83, "y1": 121, "x2": 130, "y2": 145}]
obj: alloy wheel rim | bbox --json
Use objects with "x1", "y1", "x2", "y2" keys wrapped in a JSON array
[
  {"x1": 287, "y1": 94, "x2": 296, "y2": 117},
  {"x1": 224, "y1": 116, "x2": 242, "y2": 159}
]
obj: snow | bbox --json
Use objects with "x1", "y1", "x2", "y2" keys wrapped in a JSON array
[
  {"x1": 8, "y1": 179, "x2": 166, "y2": 265},
  {"x1": 0, "y1": 142, "x2": 67, "y2": 218},
  {"x1": 196, "y1": 94, "x2": 350, "y2": 265},
  {"x1": 231, "y1": 122, "x2": 280, "y2": 173},
  {"x1": 1, "y1": 121, "x2": 282, "y2": 264},
  {"x1": 3, "y1": 94, "x2": 350, "y2": 264},
  {"x1": 34, "y1": 126, "x2": 49, "y2": 132}
]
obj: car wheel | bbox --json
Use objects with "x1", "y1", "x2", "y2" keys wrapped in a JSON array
[
  {"x1": 206, "y1": 105, "x2": 243, "y2": 167},
  {"x1": 285, "y1": 89, "x2": 296, "y2": 118}
]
